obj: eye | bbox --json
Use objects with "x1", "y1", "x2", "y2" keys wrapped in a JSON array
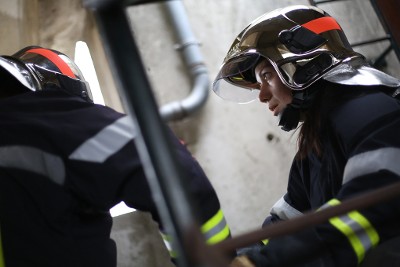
[{"x1": 262, "y1": 72, "x2": 272, "y2": 81}]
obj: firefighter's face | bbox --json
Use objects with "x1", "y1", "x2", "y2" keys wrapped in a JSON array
[{"x1": 255, "y1": 60, "x2": 293, "y2": 116}]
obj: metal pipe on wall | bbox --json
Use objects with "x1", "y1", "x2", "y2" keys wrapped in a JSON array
[{"x1": 160, "y1": 0, "x2": 209, "y2": 121}]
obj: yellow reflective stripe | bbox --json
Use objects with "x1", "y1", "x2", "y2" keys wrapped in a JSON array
[
  {"x1": 327, "y1": 198, "x2": 341, "y2": 206},
  {"x1": 348, "y1": 211, "x2": 379, "y2": 248},
  {"x1": 326, "y1": 199, "x2": 380, "y2": 263},
  {"x1": 0, "y1": 225, "x2": 5, "y2": 267},
  {"x1": 205, "y1": 224, "x2": 230, "y2": 244},
  {"x1": 160, "y1": 232, "x2": 178, "y2": 258},
  {"x1": 168, "y1": 249, "x2": 178, "y2": 258},
  {"x1": 201, "y1": 210, "x2": 224, "y2": 233},
  {"x1": 160, "y1": 209, "x2": 231, "y2": 256},
  {"x1": 329, "y1": 216, "x2": 365, "y2": 263},
  {"x1": 261, "y1": 239, "x2": 269, "y2": 245},
  {"x1": 160, "y1": 232, "x2": 170, "y2": 241},
  {"x1": 201, "y1": 210, "x2": 230, "y2": 244}
]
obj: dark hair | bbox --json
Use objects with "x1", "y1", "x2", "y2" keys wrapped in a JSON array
[
  {"x1": 296, "y1": 81, "x2": 375, "y2": 159},
  {"x1": 296, "y1": 86, "x2": 324, "y2": 159}
]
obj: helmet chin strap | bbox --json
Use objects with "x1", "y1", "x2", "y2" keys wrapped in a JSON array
[
  {"x1": 278, "y1": 104, "x2": 301, "y2": 132},
  {"x1": 278, "y1": 92, "x2": 303, "y2": 132},
  {"x1": 278, "y1": 85, "x2": 321, "y2": 131}
]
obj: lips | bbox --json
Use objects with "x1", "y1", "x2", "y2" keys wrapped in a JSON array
[{"x1": 269, "y1": 105, "x2": 280, "y2": 116}]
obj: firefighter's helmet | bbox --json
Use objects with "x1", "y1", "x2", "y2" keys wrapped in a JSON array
[
  {"x1": 213, "y1": 5, "x2": 400, "y2": 104},
  {"x1": 0, "y1": 46, "x2": 93, "y2": 102}
]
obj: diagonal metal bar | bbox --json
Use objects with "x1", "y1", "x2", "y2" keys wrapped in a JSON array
[
  {"x1": 81, "y1": 1, "x2": 207, "y2": 266},
  {"x1": 214, "y1": 181, "x2": 400, "y2": 254}
]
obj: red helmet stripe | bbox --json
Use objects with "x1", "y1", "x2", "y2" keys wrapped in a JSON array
[
  {"x1": 301, "y1": 17, "x2": 341, "y2": 34},
  {"x1": 26, "y1": 48, "x2": 76, "y2": 78}
]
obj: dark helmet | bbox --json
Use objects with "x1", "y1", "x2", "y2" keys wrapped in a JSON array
[
  {"x1": 0, "y1": 46, "x2": 93, "y2": 102},
  {"x1": 212, "y1": 5, "x2": 400, "y2": 131}
]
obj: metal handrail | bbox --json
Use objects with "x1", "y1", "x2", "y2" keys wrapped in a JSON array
[{"x1": 215, "y1": 181, "x2": 400, "y2": 254}]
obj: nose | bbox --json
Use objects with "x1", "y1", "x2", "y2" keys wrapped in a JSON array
[{"x1": 258, "y1": 83, "x2": 272, "y2": 103}]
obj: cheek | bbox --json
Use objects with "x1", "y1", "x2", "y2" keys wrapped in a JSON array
[
  {"x1": 272, "y1": 80, "x2": 292, "y2": 104},
  {"x1": 280, "y1": 89, "x2": 293, "y2": 104}
]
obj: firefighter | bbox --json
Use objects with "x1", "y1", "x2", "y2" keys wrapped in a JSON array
[
  {"x1": 213, "y1": 5, "x2": 400, "y2": 267},
  {"x1": 0, "y1": 46, "x2": 230, "y2": 266}
]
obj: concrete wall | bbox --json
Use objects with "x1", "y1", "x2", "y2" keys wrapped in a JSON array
[{"x1": 1, "y1": 0, "x2": 399, "y2": 266}]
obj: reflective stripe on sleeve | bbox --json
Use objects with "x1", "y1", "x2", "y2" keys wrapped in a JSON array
[
  {"x1": 263, "y1": 196, "x2": 301, "y2": 246},
  {"x1": 201, "y1": 209, "x2": 230, "y2": 244},
  {"x1": 69, "y1": 116, "x2": 136, "y2": 163},
  {"x1": 343, "y1": 147, "x2": 400, "y2": 184},
  {"x1": 160, "y1": 209, "x2": 230, "y2": 258},
  {"x1": 160, "y1": 232, "x2": 178, "y2": 258},
  {"x1": 0, "y1": 224, "x2": 5, "y2": 267},
  {"x1": 322, "y1": 199, "x2": 379, "y2": 263},
  {"x1": 0, "y1": 145, "x2": 65, "y2": 185},
  {"x1": 270, "y1": 196, "x2": 303, "y2": 220}
]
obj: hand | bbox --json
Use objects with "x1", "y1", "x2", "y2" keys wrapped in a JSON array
[{"x1": 229, "y1": 255, "x2": 256, "y2": 267}]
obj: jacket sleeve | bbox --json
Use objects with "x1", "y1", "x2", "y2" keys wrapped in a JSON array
[
  {"x1": 121, "y1": 127, "x2": 231, "y2": 258},
  {"x1": 66, "y1": 109, "x2": 231, "y2": 258},
  {"x1": 254, "y1": 158, "x2": 334, "y2": 267}
]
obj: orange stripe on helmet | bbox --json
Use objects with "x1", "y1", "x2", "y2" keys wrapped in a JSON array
[
  {"x1": 301, "y1": 17, "x2": 341, "y2": 34},
  {"x1": 26, "y1": 48, "x2": 76, "y2": 78}
]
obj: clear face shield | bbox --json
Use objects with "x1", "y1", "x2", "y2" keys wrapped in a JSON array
[{"x1": 212, "y1": 54, "x2": 262, "y2": 104}]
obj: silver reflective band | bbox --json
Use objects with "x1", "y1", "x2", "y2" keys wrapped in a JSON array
[
  {"x1": 69, "y1": 116, "x2": 136, "y2": 163},
  {"x1": 321, "y1": 199, "x2": 379, "y2": 263},
  {"x1": 203, "y1": 216, "x2": 228, "y2": 242},
  {"x1": 343, "y1": 147, "x2": 400, "y2": 184},
  {"x1": 270, "y1": 196, "x2": 303, "y2": 220},
  {"x1": 200, "y1": 210, "x2": 230, "y2": 244},
  {"x1": 340, "y1": 215, "x2": 374, "y2": 252},
  {"x1": 0, "y1": 145, "x2": 65, "y2": 185}
]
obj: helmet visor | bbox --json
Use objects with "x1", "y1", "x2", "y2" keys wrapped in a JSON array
[{"x1": 213, "y1": 54, "x2": 261, "y2": 104}]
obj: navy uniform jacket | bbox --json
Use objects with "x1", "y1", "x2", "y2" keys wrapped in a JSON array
[
  {"x1": 0, "y1": 89, "x2": 229, "y2": 266},
  {"x1": 246, "y1": 86, "x2": 400, "y2": 267}
]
